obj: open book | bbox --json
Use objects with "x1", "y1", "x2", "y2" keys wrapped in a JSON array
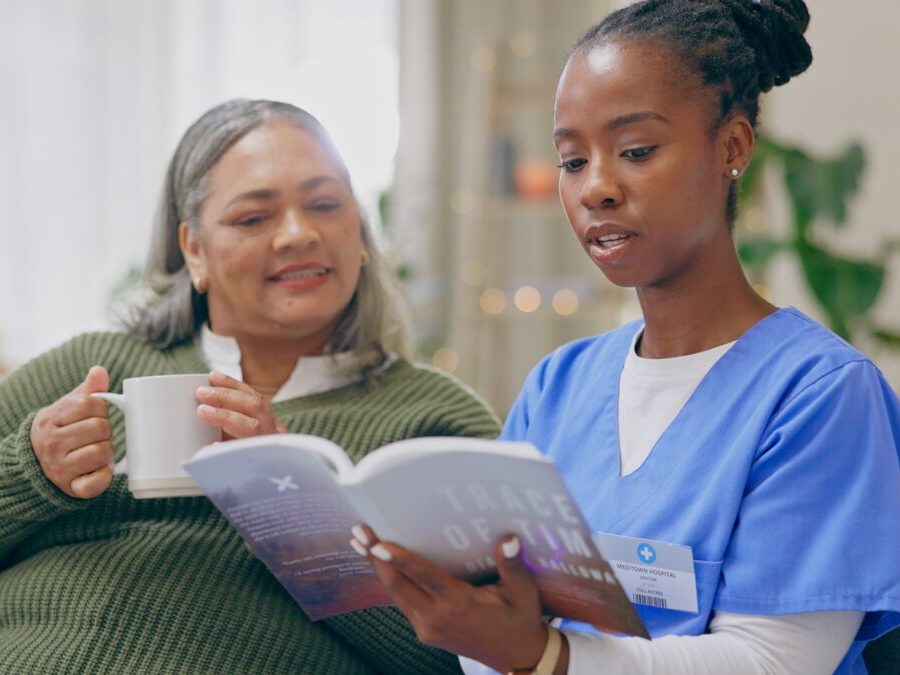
[{"x1": 183, "y1": 434, "x2": 648, "y2": 637}]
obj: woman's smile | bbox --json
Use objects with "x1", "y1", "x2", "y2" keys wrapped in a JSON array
[{"x1": 267, "y1": 262, "x2": 333, "y2": 290}]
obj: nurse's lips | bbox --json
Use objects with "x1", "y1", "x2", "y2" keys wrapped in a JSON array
[{"x1": 584, "y1": 223, "x2": 637, "y2": 264}]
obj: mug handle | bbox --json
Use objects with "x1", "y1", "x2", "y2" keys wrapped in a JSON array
[{"x1": 91, "y1": 392, "x2": 126, "y2": 412}]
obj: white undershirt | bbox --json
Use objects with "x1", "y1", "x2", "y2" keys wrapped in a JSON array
[
  {"x1": 460, "y1": 329, "x2": 863, "y2": 674},
  {"x1": 563, "y1": 609, "x2": 862, "y2": 674},
  {"x1": 618, "y1": 329, "x2": 735, "y2": 475}
]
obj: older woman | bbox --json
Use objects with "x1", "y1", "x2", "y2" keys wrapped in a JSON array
[{"x1": 0, "y1": 99, "x2": 499, "y2": 674}]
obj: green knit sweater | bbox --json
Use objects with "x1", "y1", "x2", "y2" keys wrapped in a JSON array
[{"x1": 0, "y1": 332, "x2": 500, "y2": 674}]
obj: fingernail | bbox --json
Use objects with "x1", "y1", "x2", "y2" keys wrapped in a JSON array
[
  {"x1": 197, "y1": 404, "x2": 216, "y2": 415},
  {"x1": 349, "y1": 539, "x2": 368, "y2": 557},
  {"x1": 196, "y1": 386, "x2": 214, "y2": 397},
  {"x1": 351, "y1": 525, "x2": 370, "y2": 546},
  {"x1": 370, "y1": 544, "x2": 392, "y2": 562},
  {"x1": 502, "y1": 536, "x2": 520, "y2": 559}
]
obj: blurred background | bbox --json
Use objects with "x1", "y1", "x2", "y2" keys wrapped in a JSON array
[{"x1": 1, "y1": 0, "x2": 898, "y2": 417}]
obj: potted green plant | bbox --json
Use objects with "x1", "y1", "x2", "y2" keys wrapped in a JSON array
[{"x1": 737, "y1": 136, "x2": 900, "y2": 347}]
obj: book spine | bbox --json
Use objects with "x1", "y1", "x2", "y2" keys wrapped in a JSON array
[{"x1": 344, "y1": 483, "x2": 393, "y2": 541}]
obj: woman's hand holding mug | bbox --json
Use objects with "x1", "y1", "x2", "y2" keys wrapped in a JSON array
[
  {"x1": 30, "y1": 365, "x2": 114, "y2": 499},
  {"x1": 195, "y1": 371, "x2": 286, "y2": 440},
  {"x1": 31, "y1": 366, "x2": 285, "y2": 500}
]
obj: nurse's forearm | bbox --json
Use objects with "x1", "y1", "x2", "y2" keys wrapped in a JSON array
[{"x1": 564, "y1": 609, "x2": 863, "y2": 675}]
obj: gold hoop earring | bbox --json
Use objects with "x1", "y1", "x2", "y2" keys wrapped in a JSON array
[{"x1": 360, "y1": 249, "x2": 370, "y2": 267}]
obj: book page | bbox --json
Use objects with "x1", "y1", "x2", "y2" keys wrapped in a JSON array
[
  {"x1": 348, "y1": 436, "x2": 541, "y2": 484},
  {"x1": 191, "y1": 433, "x2": 355, "y2": 475},
  {"x1": 185, "y1": 440, "x2": 390, "y2": 620},
  {"x1": 349, "y1": 450, "x2": 647, "y2": 637}
]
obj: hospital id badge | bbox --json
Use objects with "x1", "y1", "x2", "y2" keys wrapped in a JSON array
[{"x1": 594, "y1": 532, "x2": 698, "y2": 613}]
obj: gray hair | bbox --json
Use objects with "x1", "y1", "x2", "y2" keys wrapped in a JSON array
[{"x1": 123, "y1": 99, "x2": 412, "y2": 375}]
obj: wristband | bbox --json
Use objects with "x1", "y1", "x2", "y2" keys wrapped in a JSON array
[{"x1": 507, "y1": 626, "x2": 563, "y2": 675}]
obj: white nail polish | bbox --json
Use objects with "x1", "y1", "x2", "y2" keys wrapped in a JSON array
[
  {"x1": 370, "y1": 544, "x2": 392, "y2": 562},
  {"x1": 351, "y1": 525, "x2": 370, "y2": 547},
  {"x1": 502, "y1": 537, "x2": 520, "y2": 559},
  {"x1": 349, "y1": 539, "x2": 368, "y2": 557}
]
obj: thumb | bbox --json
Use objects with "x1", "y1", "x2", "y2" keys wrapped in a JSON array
[
  {"x1": 494, "y1": 535, "x2": 537, "y2": 601},
  {"x1": 78, "y1": 365, "x2": 109, "y2": 394}
]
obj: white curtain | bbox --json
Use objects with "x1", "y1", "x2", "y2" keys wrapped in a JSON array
[{"x1": 0, "y1": 0, "x2": 398, "y2": 370}]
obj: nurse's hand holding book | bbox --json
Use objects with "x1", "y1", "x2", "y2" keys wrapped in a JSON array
[{"x1": 353, "y1": 525, "x2": 567, "y2": 675}]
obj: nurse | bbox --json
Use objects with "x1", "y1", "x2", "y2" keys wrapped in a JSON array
[{"x1": 353, "y1": 0, "x2": 900, "y2": 673}]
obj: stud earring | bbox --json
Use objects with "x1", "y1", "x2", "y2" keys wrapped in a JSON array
[
  {"x1": 730, "y1": 168, "x2": 740, "y2": 178},
  {"x1": 360, "y1": 249, "x2": 370, "y2": 267}
]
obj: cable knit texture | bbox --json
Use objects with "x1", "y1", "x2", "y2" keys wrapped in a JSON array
[{"x1": 0, "y1": 332, "x2": 500, "y2": 674}]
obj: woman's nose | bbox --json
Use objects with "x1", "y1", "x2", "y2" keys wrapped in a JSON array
[
  {"x1": 580, "y1": 161, "x2": 623, "y2": 210},
  {"x1": 272, "y1": 210, "x2": 321, "y2": 249}
]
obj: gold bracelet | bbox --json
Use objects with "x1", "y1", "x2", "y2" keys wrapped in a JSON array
[{"x1": 507, "y1": 626, "x2": 563, "y2": 675}]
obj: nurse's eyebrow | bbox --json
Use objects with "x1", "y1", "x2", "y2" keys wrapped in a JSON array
[
  {"x1": 553, "y1": 110, "x2": 670, "y2": 139},
  {"x1": 605, "y1": 110, "x2": 670, "y2": 131}
]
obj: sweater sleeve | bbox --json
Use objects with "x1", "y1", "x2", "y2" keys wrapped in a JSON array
[
  {"x1": 0, "y1": 335, "x2": 103, "y2": 565},
  {"x1": 418, "y1": 369, "x2": 502, "y2": 441},
  {"x1": 433, "y1": 395, "x2": 501, "y2": 440}
]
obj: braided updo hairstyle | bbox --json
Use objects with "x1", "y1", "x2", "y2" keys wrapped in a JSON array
[{"x1": 572, "y1": 0, "x2": 813, "y2": 223}]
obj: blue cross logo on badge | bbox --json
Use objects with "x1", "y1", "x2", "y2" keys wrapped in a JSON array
[{"x1": 637, "y1": 543, "x2": 657, "y2": 565}]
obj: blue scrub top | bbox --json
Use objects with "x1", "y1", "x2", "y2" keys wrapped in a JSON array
[{"x1": 500, "y1": 308, "x2": 900, "y2": 674}]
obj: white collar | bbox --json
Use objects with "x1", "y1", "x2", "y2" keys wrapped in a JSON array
[
  {"x1": 196, "y1": 324, "x2": 394, "y2": 402},
  {"x1": 624, "y1": 327, "x2": 736, "y2": 380}
]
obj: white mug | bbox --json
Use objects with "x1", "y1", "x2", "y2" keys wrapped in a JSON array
[{"x1": 93, "y1": 374, "x2": 220, "y2": 498}]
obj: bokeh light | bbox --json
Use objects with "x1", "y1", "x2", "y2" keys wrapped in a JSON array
[
  {"x1": 514, "y1": 286, "x2": 541, "y2": 313},
  {"x1": 552, "y1": 289, "x2": 580, "y2": 316},
  {"x1": 479, "y1": 288, "x2": 506, "y2": 314},
  {"x1": 432, "y1": 347, "x2": 460, "y2": 373}
]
